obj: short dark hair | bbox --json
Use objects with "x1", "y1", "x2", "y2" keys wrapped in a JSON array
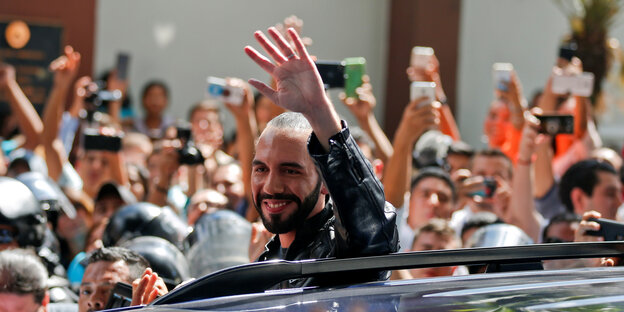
[
  {"x1": 87, "y1": 247, "x2": 149, "y2": 282},
  {"x1": 141, "y1": 80, "x2": 169, "y2": 100},
  {"x1": 0, "y1": 249, "x2": 48, "y2": 304},
  {"x1": 472, "y1": 148, "x2": 513, "y2": 178},
  {"x1": 559, "y1": 159, "x2": 617, "y2": 213},
  {"x1": 412, "y1": 218, "x2": 458, "y2": 250},
  {"x1": 410, "y1": 166, "x2": 456, "y2": 202}
]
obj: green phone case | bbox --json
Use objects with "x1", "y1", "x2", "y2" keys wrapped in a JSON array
[{"x1": 344, "y1": 57, "x2": 366, "y2": 99}]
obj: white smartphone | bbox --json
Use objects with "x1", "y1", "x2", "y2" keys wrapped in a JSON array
[
  {"x1": 410, "y1": 81, "x2": 436, "y2": 105},
  {"x1": 492, "y1": 63, "x2": 513, "y2": 92},
  {"x1": 206, "y1": 76, "x2": 244, "y2": 105},
  {"x1": 410, "y1": 46, "x2": 434, "y2": 68},
  {"x1": 551, "y1": 72, "x2": 594, "y2": 97}
]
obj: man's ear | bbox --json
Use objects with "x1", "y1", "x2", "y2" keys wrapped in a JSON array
[
  {"x1": 570, "y1": 187, "x2": 587, "y2": 216},
  {"x1": 320, "y1": 181, "x2": 329, "y2": 196}
]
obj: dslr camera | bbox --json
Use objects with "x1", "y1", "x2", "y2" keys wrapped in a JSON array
[{"x1": 176, "y1": 124, "x2": 205, "y2": 166}]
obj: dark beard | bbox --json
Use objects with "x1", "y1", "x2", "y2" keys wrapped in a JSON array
[{"x1": 254, "y1": 178, "x2": 322, "y2": 234}]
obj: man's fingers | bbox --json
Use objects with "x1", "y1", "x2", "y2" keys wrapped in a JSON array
[
  {"x1": 142, "y1": 273, "x2": 159, "y2": 303},
  {"x1": 287, "y1": 28, "x2": 310, "y2": 61},
  {"x1": 147, "y1": 288, "x2": 159, "y2": 303},
  {"x1": 267, "y1": 27, "x2": 297, "y2": 61},
  {"x1": 244, "y1": 46, "x2": 276, "y2": 75},
  {"x1": 254, "y1": 31, "x2": 288, "y2": 64},
  {"x1": 132, "y1": 274, "x2": 150, "y2": 306},
  {"x1": 248, "y1": 78, "x2": 278, "y2": 104}
]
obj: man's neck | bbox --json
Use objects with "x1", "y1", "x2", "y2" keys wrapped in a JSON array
[
  {"x1": 278, "y1": 200, "x2": 327, "y2": 249},
  {"x1": 279, "y1": 231, "x2": 296, "y2": 249}
]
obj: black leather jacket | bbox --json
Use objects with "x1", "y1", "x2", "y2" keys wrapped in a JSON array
[{"x1": 257, "y1": 123, "x2": 399, "y2": 288}]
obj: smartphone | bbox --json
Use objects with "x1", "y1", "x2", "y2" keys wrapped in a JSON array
[
  {"x1": 315, "y1": 60, "x2": 345, "y2": 89},
  {"x1": 410, "y1": 46, "x2": 434, "y2": 68},
  {"x1": 551, "y1": 72, "x2": 594, "y2": 97},
  {"x1": 410, "y1": 81, "x2": 436, "y2": 104},
  {"x1": 492, "y1": 63, "x2": 513, "y2": 92},
  {"x1": 344, "y1": 57, "x2": 366, "y2": 99},
  {"x1": 586, "y1": 218, "x2": 624, "y2": 241},
  {"x1": 558, "y1": 42, "x2": 577, "y2": 62},
  {"x1": 115, "y1": 53, "x2": 130, "y2": 81},
  {"x1": 468, "y1": 177, "x2": 497, "y2": 198},
  {"x1": 83, "y1": 128, "x2": 123, "y2": 152},
  {"x1": 105, "y1": 282, "x2": 133, "y2": 309},
  {"x1": 536, "y1": 114, "x2": 574, "y2": 135},
  {"x1": 206, "y1": 76, "x2": 244, "y2": 106}
]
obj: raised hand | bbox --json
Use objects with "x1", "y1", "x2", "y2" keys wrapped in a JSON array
[
  {"x1": 49, "y1": 45, "x2": 81, "y2": 88},
  {"x1": 339, "y1": 75, "x2": 376, "y2": 122},
  {"x1": 131, "y1": 267, "x2": 168, "y2": 305},
  {"x1": 395, "y1": 97, "x2": 440, "y2": 144},
  {"x1": 0, "y1": 63, "x2": 16, "y2": 89},
  {"x1": 245, "y1": 27, "x2": 341, "y2": 148}
]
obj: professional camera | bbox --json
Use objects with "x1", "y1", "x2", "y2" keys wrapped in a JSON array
[{"x1": 176, "y1": 123, "x2": 204, "y2": 166}]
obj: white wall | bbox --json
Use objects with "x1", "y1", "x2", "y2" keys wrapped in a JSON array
[
  {"x1": 95, "y1": 0, "x2": 389, "y2": 133},
  {"x1": 458, "y1": 0, "x2": 624, "y2": 149}
]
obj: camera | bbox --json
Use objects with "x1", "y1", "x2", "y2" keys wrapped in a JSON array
[
  {"x1": 83, "y1": 128, "x2": 123, "y2": 152},
  {"x1": 586, "y1": 218, "x2": 624, "y2": 241},
  {"x1": 84, "y1": 80, "x2": 123, "y2": 107},
  {"x1": 176, "y1": 124, "x2": 204, "y2": 166}
]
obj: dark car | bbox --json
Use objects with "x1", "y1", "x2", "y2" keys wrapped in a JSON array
[{"x1": 108, "y1": 242, "x2": 624, "y2": 311}]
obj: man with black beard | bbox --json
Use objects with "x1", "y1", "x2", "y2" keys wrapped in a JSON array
[{"x1": 246, "y1": 27, "x2": 398, "y2": 288}]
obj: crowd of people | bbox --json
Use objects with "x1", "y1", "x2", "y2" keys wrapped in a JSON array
[{"x1": 1, "y1": 15, "x2": 623, "y2": 311}]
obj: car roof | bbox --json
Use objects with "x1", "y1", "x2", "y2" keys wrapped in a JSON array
[
  {"x1": 138, "y1": 267, "x2": 624, "y2": 311},
  {"x1": 128, "y1": 242, "x2": 624, "y2": 311}
]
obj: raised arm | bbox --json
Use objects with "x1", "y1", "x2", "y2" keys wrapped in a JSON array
[
  {"x1": 498, "y1": 71, "x2": 527, "y2": 131},
  {"x1": 42, "y1": 46, "x2": 81, "y2": 180},
  {"x1": 0, "y1": 64, "x2": 43, "y2": 150},
  {"x1": 382, "y1": 99, "x2": 440, "y2": 208},
  {"x1": 508, "y1": 114, "x2": 544, "y2": 242},
  {"x1": 223, "y1": 78, "x2": 258, "y2": 222}
]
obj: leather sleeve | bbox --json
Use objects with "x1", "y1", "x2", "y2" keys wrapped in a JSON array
[{"x1": 308, "y1": 121, "x2": 399, "y2": 257}]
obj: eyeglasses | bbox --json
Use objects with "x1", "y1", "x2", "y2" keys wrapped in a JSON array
[{"x1": 0, "y1": 228, "x2": 16, "y2": 245}]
